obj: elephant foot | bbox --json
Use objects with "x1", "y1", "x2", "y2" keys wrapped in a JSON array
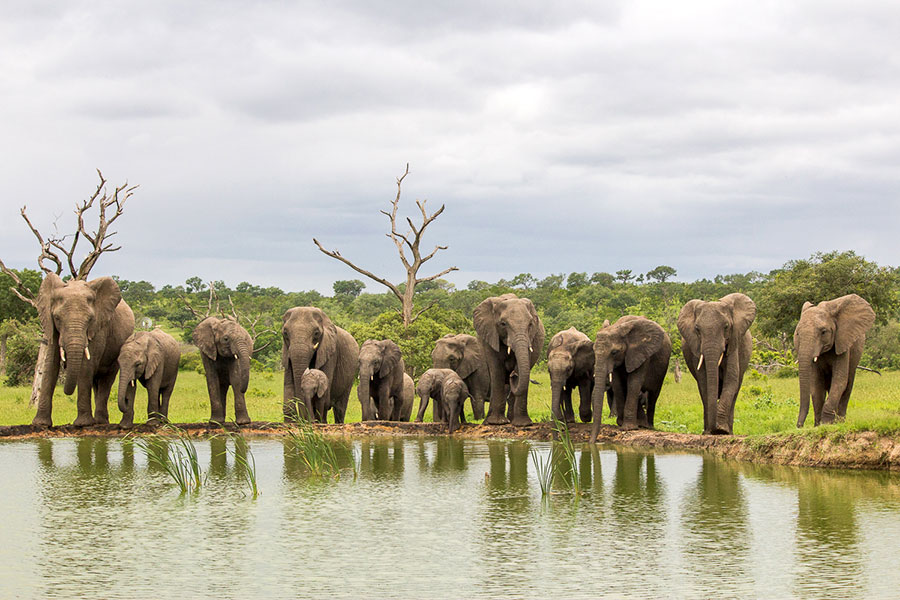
[
  {"x1": 483, "y1": 414, "x2": 510, "y2": 426},
  {"x1": 93, "y1": 414, "x2": 110, "y2": 425},
  {"x1": 414, "y1": 417, "x2": 423, "y2": 423},
  {"x1": 712, "y1": 426, "x2": 733, "y2": 435},
  {"x1": 511, "y1": 415, "x2": 533, "y2": 427},
  {"x1": 73, "y1": 414, "x2": 95, "y2": 427},
  {"x1": 620, "y1": 421, "x2": 639, "y2": 431},
  {"x1": 209, "y1": 416, "x2": 227, "y2": 427},
  {"x1": 564, "y1": 415, "x2": 576, "y2": 424},
  {"x1": 235, "y1": 414, "x2": 252, "y2": 426},
  {"x1": 580, "y1": 413, "x2": 593, "y2": 424},
  {"x1": 119, "y1": 419, "x2": 134, "y2": 430},
  {"x1": 32, "y1": 415, "x2": 53, "y2": 428}
]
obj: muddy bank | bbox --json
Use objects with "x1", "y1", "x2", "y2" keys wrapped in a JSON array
[{"x1": 1, "y1": 420, "x2": 898, "y2": 472}]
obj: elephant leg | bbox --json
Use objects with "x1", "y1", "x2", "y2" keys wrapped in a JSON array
[
  {"x1": 645, "y1": 390, "x2": 660, "y2": 429},
  {"x1": 73, "y1": 373, "x2": 95, "y2": 426},
  {"x1": 159, "y1": 385, "x2": 174, "y2": 421},
  {"x1": 822, "y1": 354, "x2": 851, "y2": 424},
  {"x1": 562, "y1": 385, "x2": 575, "y2": 423},
  {"x1": 483, "y1": 354, "x2": 510, "y2": 425},
  {"x1": 92, "y1": 370, "x2": 117, "y2": 425},
  {"x1": 434, "y1": 394, "x2": 445, "y2": 423},
  {"x1": 812, "y1": 369, "x2": 828, "y2": 427},
  {"x1": 578, "y1": 380, "x2": 592, "y2": 423},
  {"x1": 146, "y1": 381, "x2": 162, "y2": 424},
  {"x1": 33, "y1": 344, "x2": 61, "y2": 427},
  {"x1": 636, "y1": 392, "x2": 649, "y2": 428},
  {"x1": 469, "y1": 380, "x2": 486, "y2": 421},
  {"x1": 621, "y1": 373, "x2": 646, "y2": 430},
  {"x1": 283, "y1": 368, "x2": 298, "y2": 422},
  {"x1": 415, "y1": 395, "x2": 429, "y2": 422},
  {"x1": 332, "y1": 401, "x2": 346, "y2": 424},
  {"x1": 837, "y1": 368, "x2": 858, "y2": 419},
  {"x1": 230, "y1": 370, "x2": 251, "y2": 425},
  {"x1": 611, "y1": 376, "x2": 626, "y2": 428}
]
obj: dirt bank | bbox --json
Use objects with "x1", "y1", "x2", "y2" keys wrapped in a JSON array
[{"x1": 2, "y1": 420, "x2": 898, "y2": 472}]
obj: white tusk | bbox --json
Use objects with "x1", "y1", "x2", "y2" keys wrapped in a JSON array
[
  {"x1": 132, "y1": 378, "x2": 136, "y2": 387},
  {"x1": 313, "y1": 342, "x2": 319, "y2": 350},
  {"x1": 529, "y1": 345, "x2": 533, "y2": 353},
  {"x1": 370, "y1": 375, "x2": 374, "y2": 382},
  {"x1": 813, "y1": 356, "x2": 818, "y2": 363},
  {"x1": 84, "y1": 347, "x2": 90, "y2": 361},
  {"x1": 507, "y1": 347, "x2": 511, "y2": 355},
  {"x1": 60, "y1": 348, "x2": 66, "y2": 362},
  {"x1": 717, "y1": 354, "x2": 723, "y2": 367},
  {"x1": 607, "y1": 373, "x2": 612, "y2": 384},
  {"x1": 697, "y1": 354, "x2": 704, "y2": 370}
]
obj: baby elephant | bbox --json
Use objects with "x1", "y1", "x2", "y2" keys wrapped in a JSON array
[
  {"x1": 117, "y1": 329, "x2": 180, "y2": 428},
  {"x1": 416, "y1": 368, "x2": 469, "y2": 432},
  {"x1": 416, "y1": 368, "x2": 456, "y2": 423},
  {"x1": 441, "y1": 371, "x2": 470, "y2": 433},
  {"x1": 285, "y1": 368, "x2": 329, "y2": 422}
]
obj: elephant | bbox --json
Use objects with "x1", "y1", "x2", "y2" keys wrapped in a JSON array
[
  {"x1": 32, "y1": 274, "x2": 135, "y2": 427},
  {"x1": 590, "y1": 316, "x2": 671, "y2": 441},
  {"x1": 116, "y1": 329, "x2": 180, "y2": 428},
  {"x1": 794, "y1": 294, "x2": 874, "y2": 427},
  {"x1": 192, "y1": 317, "x2": 253, "y2": 425},
  {"x1": 282, "y1": 307, "x2": 359, "y2": 423},
  {"x1": 440, "y1": 371, "x2": 470, "y2": 433},
  {"x1": 415, "y1": 367, "x2": 456, "y2": 422},
  {"x1": 431, "y1": 333, "x2": 491, "y2": 420},
  {"x1": 678, "y1": 293, "x2": 756, "y2": 435},
  {"x1": 474, "y1": 294, "x2": 545, "y2": 426},
  {"x1": 283, "y1": 368, "x2": 329, "y2": 422},
  {"x1": 358, "y1": 339, "x2": 412, "y2": 421},
  {"x1": 548, "y1": 327, "x2": 594, "y2": 423}
]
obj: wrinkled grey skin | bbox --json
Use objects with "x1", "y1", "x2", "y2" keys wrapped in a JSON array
[
  {"x1": 284, "y1": 368, "x2": 329, "y2": 422},
  {"x1": 474, "y1": 294, "x2": 545, "y2": 427},
  {"x1": 282, "y1": 307, "x2": 359, "y2": 423},
  {"x1": 117, "y1": 329, "x2": 180, "y2": 428},
  {"x1": 431, "y1": 334, "x2": 490, "y2": 420},
  {"x1": 678, "y1": 293, "x2": 756, "y2": 435},
  {"x1": 548, "y1": 327, "x2": 595, "y2": 423},
  {"x1": 33, "y1": 274, "x2": 135, "y2": 427},
  {"x1": 399, "y1": 373, "x2": 414, "y2": 422},
  {"x1": 415, "y1": 368, "x2": 457, "y2": 423},
  {"x1": 590, "y1": 316, "x2": 671, "y2": 442},
  {"x1": 794, "y1": 294, "x2": 874, "y2": 427},
  {"x1": 193, "y1": 317, "x2": 253, "y2": 425},
  {"x1": 440, "y1": 371, "x2": 470, "y2": 433},
  {"x1": 358, "y1": 339, "x2": 409, "y2": 421}
]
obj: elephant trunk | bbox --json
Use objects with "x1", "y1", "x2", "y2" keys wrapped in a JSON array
[
  {"x1": 511, "y1": 337, "x2": 531, "y2": 396},
  {"x1": 357, "y1": 369, "x2": 372, "y2": 420},
  {"x1": 448, "y1": 398, "x2": 461, "y2": 434},
  {"x1": 590, "y1": 365, "x2": 609, "y2": 443},
  {"x1": 290, "y1": 344, "x2": 312, "y2": 418},
  {"x1": 62, "y1": 333, "x2": 88, "y2": 396},
  {"x1": 117, "y1": 366, "x2": 135, "y2": 415},
  {"x1": 797, "y1": 346, "x2": 814, "y2": 428},
  {"x1": 702, "y1": 343, "x2": 722, "y2": 434},
  {"x1": 549, "y1": 366, "x2": 565, "y2": 421},
  {"x1": 236, "y1": 339, "x2": 252, "y2": 392}
]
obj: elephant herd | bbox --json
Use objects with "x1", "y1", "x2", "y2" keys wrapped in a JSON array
[{"x1": 28, "y1": 276, "x2": 876, "y2": 438}]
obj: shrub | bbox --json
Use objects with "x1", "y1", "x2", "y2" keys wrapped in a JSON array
[
  {"x1": 3, "y1": 319, "x2": 41, "y2": 386},
  {"x1": 178, "y1": 350, "x2": 203, "y2": 374}
]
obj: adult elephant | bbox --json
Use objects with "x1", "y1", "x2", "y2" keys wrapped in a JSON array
[
  {"x1": 794, "y1": 294, "x2": 874, "y2": 427},
  {"x1": 678, "y1": 293, "x2": 756, "y2": 435},
  {"x1": 358, "y1": 339, "x2": 412, "y2": 421},
  {"x1": 548, "y1": 327, "x2": 594, "y2": 423},
  {"x1": 116, "y1": 329, "x2": 181, "y2": 428},
  {"x1": 32, "y1": 274, "x2": 135, "y2": 427},
  {"x1": 590, "y1": 316, "x2": 670, "y2": 442},
  {"x1": 474, "y1": 294, "x2": 545, "y2": 426},
  {"x1": 282, "y1": 307, "x2": 359, "y2": 423},
  {"x1": 193, "y1": 317, "x2": 253, "y2": 425},
  {"x1": 431, "y1": 333, "x2": 490, "y2": 420}
]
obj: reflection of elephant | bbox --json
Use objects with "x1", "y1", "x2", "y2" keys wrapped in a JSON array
[
  {"x1": 415, "y1": 368, "x2": 455, "y2": 423},
  {"x1": 116, "y1": 329, "x2": 180, "y2": 428},
  {"x1": 794, "y1": 294, "x2": 874, "y2": 427},
  {"x1": 282, "y1": 307, "x2": 359, "y2": 423},
  {"x1": 192, "y1": 317, "x2": 253, "y2": 425},
  {"x1": 548, "y1": 327, "x2": 594, "y2": 423},
  {"x1": 590, "y1": 316, "x2": 670, "y2": 441},
  {"x1": 284, "y1": 368, "x2": 328, "y2": 422},
  {"x1": 678, "y1": 293, "x2": 756, "y2": 435},
  {"x1": 33, "y1": 274, "x2": 135, "y2": 427},
  {"x1": 432, "y1": 333, "x2": 491, "y2": 420},
  {"x1": 474, "y1": 294, "x2": 545, "y2": 426},
  {"x1": 358, "y1": 339, "x2": 412, "y2": 421}
]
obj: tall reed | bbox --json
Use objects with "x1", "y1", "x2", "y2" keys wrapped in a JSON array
[
  {"x1": 283, "y1": 412, "x2": 355, "y2": 479},
  {"x1": 216, "y1": 427, "x2": 260, "y2": 498},
  {"x1": 132, "y1": 425, "x2": 203, "y2": 494}
]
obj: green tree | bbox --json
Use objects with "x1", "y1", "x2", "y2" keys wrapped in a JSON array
[
  {"x1": 0, "y1": 269, "x2": 41, "y2": 322},
  {"x1": 566, "y1": 272, "x2": 589, "y2": 290},
  {"x1": 185, "y1": 276, "x2": 204, "y2": 293},
  {"x1": 333, "y1": 279, "x2": 365, "y2": 300},
  {"x1": 615, "y1": 269, "x2": 634, "y2": 285},
  {"x1": 646, "y1": 265, "x2": 677, "y2": 283}
]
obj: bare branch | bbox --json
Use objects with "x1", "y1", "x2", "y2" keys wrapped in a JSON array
[
  {"x1": 410, "y1": 300, "x2": 438, "y2": 324},
  {"x1": 0, "y1": 258, "x2": 37, "y2": 307},
  {"x1": 313, "y1": 238, "x2": 403, "y2": 300},
  {"x1": 856, "y1": 365, "x2": 882, "y2": 375},
  {"x1": 416, "y1": 266, "x2": 459, "y2": 284}
]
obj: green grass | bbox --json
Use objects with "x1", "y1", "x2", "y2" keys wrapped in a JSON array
[{"x1": 2, "y1": 368, "x2": 899, "y2": 437}]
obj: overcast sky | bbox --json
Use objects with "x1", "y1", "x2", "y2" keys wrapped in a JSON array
[{"x1": 1, "y1": 0, "x2": 898, "y2": 294}]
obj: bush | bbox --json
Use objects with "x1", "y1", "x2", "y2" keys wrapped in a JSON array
[
  {"x1": 348, "y1": 311, "x2": 458, "y2": 377},
  {"x1": 3, "y1": 319, "x2": 41, "y2": 386},
  {"x1": 178, "y1": 351, "x2": 204, "y2": 374}
]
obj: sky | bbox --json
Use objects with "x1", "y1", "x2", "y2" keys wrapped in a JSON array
[{"x1": 1, "y1": 0, "x2": 898, "y2": 294}]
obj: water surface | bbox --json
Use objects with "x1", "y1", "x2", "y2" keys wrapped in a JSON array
[{"x1": 1, "y1": 437, "x2": 898, "y2": 599}]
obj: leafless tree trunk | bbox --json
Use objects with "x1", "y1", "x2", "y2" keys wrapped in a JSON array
[
  {"x1": 0, "y1": 332, "x2": 7, "y2": 377},
  {"x1": 313, "y1": 164, "x2": 458, "y2": 328},
  {"x1": 0, "y1": 170, "x2": 137, "y2": 406},
  {"x1": 673, "y1": 356, "x2": 682, "y2": 383}
]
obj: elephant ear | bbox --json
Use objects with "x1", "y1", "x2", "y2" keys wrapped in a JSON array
[
  {"x1": 828, "y1": 294, "x2": 875, "y2": 355},
  {"x1": 416, "y1": 371, "x2": 433, "y2": 397},
  {"x1": 721, "y1": 293, "x2": 756, "y2": 341},
  {"x1": 574, "y1": 339, "x2": 595, "y2": 373},
  {"x1": 379, "y1": 341, "x2": 402, "y2": 378},
  {"x1": 524, "y1": 299, "x2": 545, "y2": 365},
  {"x1": 801, "y1": 301, "x2": 814, "y2": 313},
  {"x1": 315, "y1": 313, "x2": 337, "y2": 370},
  {"x1": 37, "y1": 273, "x2": 65, "y2": 341},
  {"x1": 87, "y1": 276, "x2": 123, "y2": 340},
  {"x1": 624, "y1": 318, "x2": 665, "y2": 373},
  {"x1": 457, "y1": 336, "x2": 483, "y2": 379},
  {"x1": 145, "y1": 335, "x2": 162, "y2": 380},
  {"x1": 315, "y1": 372, "x2": 328, "y2": 398},
  {"x1": 473, "y1": 297, "x2": 501, "y2": 352},
  {"x1": 193, "y1": 318, "x2": 218, "y2": 361},
  {"x1": 677, "y1": 299, "x2": 702, "y2": 357}
]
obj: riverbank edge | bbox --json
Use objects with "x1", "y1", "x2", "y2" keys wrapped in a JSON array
[{"x1": 1, "y1": 420, "x2": 898, "y2": 472}]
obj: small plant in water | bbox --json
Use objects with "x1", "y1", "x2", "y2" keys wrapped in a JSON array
[
  {"x1": 283, "y1": 408, "x2": 355, "y2": 479},
  {"x1": 528, "y1": 417, "x2": 583, "y2": 498},
  {"x1": 531, "y1": 446, "x2": 554, "y2": 497},
  {"x1": 216, "y1": 426, "x2": 260, "y2": 498},
  {"x1": 132, "y1": 423, "x2": 203, "y2": 494}
]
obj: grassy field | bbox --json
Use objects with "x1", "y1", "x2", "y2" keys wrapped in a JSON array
[{"x1": 1, "y1": 368, "x2": 899, "y2": 436}]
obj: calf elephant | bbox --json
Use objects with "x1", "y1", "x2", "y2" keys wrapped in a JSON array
[
  {"x1": 440, "y1": 371, "x2": 470, "y2": 433},
  {"x1": 548, "y1": 327, "x2": 594, "y2": 423},
  {"x1": 415, "y1": 368, "x2": 456, "y2": 422},
  {"x1": 117, "y1": 329, "x2": 180, "y2": 428},
  {"x1": 794, "y1": 294, "x2": 874, "y2": 427},
  {"x1": 591, "y1": 316, "x2": 671, "y2": 442},
  {"x1": 284, "y1": 368, "x2": 329, "y2": 422},
  {"x1": 678, "y1": 293, "x2": 756, "y2": 435},
  {"x1": 474, "y1": 294, "x2": 545, "y2": 426},
  {"x1": 358, "y1": 339, "x2": 411, "y2": 421},
  {"x1": 432, "y1": 333, "x2": 491, "y2": 420},
  {"x1": 32, "y1": 274, "x2": 135, "y2": 427},
  {"x1": 192, "y1": 317, "x2": 253, "y2": 425},
  {"x1": 282, "y1": 307, "x2": 359, "y2": 423}
]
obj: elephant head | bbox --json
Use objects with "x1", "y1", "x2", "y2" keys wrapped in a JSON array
[
  {"x1": 37, "y1": 273, "x2": 122, "y2": 395},
  {"x1": 116, "y1": 332, "x2": 163, "y2": 417},
  {"x1": 441, "y1": 373, "x2": 469, "y2": 433},
  {"x1": 794, "y1": 294, "x2": 874, "y2": 427},
  {"x1": 297, "y1": 368, "x2": 329, "y2": 421},
  {"x1": 678, "y1": 293, "x2": 756, "y2": 433},
  {"x1": 432, "y1": 334, "x2": 482, "y2": 379},
  {"x1": 282, "y1": 307, "x2": 338, "y2": 401},
  {"x1": 192, "y1": 317, "x2": 252, "y2": 378},
  {"x1": 358, "y1": 339, "x2": 403, "y2": 418},
  {"x1": 473, "y1": 294, "x2": 544, "y2": 398}
]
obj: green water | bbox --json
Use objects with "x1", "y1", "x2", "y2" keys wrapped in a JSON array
[{"x1": 1, "y1": 437, "x2": 898, "y2": 599}]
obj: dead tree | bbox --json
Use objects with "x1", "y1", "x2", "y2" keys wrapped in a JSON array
[
  {"x1": 313, "y1": 164, "x2": 458, "y2": 328},
  {"x1": 0, "y1": 170, "x2": 137, "y2": 405},
  {"x1": 181, "y1": 282, "x2": 276, "y2": 354}
]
